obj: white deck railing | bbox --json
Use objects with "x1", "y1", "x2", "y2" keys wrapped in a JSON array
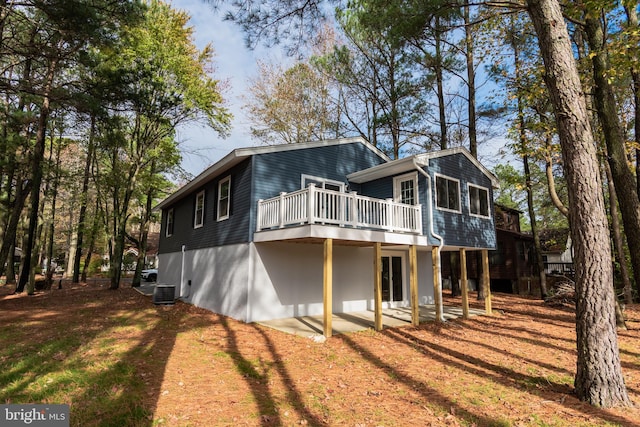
[{"x1": 257, "y1": 185, "x2": 422, "y2": 234}]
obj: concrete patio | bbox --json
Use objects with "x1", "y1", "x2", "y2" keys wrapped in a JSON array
[
  {"x1": 258, "y1": 305, "x2": 486, "y2": 338},
  {"x1": 135, "y1": 284, "x2": 484, "y2": 338}
]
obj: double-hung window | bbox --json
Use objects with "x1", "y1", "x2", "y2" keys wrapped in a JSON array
[
  {"x1": 194, "y1": 191, "x2": 205, "y2": 228},
  {"x1": 468, "y1": 184, "x2": 490, "y2": 217},
  {"x1": 217, "y1": 176, "x2": 231, "y2": 221},
  {"x1": 435, "y1": 174, "x2": 461, "y2": 213},
  {"x1": 166, "y1": 208, "x2": 174, "y2": 237}
]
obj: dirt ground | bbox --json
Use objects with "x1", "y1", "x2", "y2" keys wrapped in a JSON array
[{"x1": 1, "y1": 280, "x2": 639, "y2": 426}]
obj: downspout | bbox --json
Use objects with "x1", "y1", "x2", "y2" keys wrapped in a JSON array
[
  {"x1": 413, "y1": 159, "x2": 445, "y2": 322},
  {"x1": 180, "y1": 244, "x2": 188, "y2": 298}
]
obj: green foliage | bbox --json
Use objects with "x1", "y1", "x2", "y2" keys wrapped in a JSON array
[
  {"x1": 493, "y1": 162, "x2": 569, "y2": 232},
  {"x1": 493, "y1": 164, "x2": 526, "y2": 210},
  {"x1": 84, "y1": 0, "x2": 232, "y2": 286}
]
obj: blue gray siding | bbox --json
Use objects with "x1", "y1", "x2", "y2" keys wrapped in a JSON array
[
  {"x1": 353, "y1": 153, "x2": 496, "y2": 249},
  {"x1": 159, "y1": 158, "x2": 253, "y2": 253},
  {"x1": 249, "y1": 142, "x2": 387, "y2": 238},
  {"x1": 426, "y1": 154, "x2": 496, "y2": 249},
  {"x1": 159, "y1": 141, "x2": 388, "y2": 253}
]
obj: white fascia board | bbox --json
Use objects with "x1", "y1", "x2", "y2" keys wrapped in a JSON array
[
  {"x1": 347, "y1": 157, "x2": 417, "y2": 183},
  {"x1": 254, "y1": 224, "x2": 431, "y2": 246},
  {"x1": 348, "y1": 147, "x2": 500, "y2": 189}
]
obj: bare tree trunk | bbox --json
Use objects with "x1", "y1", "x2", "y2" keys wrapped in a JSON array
[
  {"x1": 604, "y1": 159, "x2": 634, "y2": 306},
  {"x1": 527, "y1": 0, "x2": 631, "y2": 407},
  {"x1": 623, "y1": 3, "x2": 640, "y2": 206},
  {"x1": 544, "y1": 147, "x2": 569, "y2": 217},
  {"x1": 524, "y1": 154, "x2": 548, "y2": 299},
  {"x1": 81, "y1": 199, "x2": 100, "y2": 283},
  {"x1": 16, "y1": 61, "x2": 55, "y2": 293},
  {"x1": 6, "y1": 242, "x2": 15, "y2": 284},
  {"x1": 435, "y1": 16, "x2": 447, "y2": 150},
  {"x1": 512, "y1": 30, "x2": 549, "y2": 299},
  {"x1": 584, "y1": 16, "x2": 640, "y2": 297},
  {"x1": 73, "y1": 115, "x2": 95, "y2": 283},
  {"x1": 464, "y1": 5, "x2": 477, "y2": 157},
  {"x1": 602, "y1": 161, "x2": 629, "y2": 329},
  {"x1": 0, "y1": 180, "x2": 30, "y2": 281}
]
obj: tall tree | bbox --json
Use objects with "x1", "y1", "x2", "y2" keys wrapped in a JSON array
[
  {"x1": 582, "y1": 7, "x2": 640, "y2": 297},
  {"x1": 527, "y1": 0, "x2": 631, "y2": 407},
  {"x1": 0, "y1": 1, "x2": 140, "y2": 293},
  {"x1": 245, "y1": 60, "x2": 339, "y2": 144},
  {"x1": 94, "y1": 0, "x2": 230, "y2": 289}
]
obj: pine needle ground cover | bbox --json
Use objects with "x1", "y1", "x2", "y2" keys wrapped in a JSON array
[{"x1": 0, "y1": 282, "x2": 638, "y2": 426}]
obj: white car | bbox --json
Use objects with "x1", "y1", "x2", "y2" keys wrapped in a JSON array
[{"x1": 141, "y1": 268, "x2": 158, "y2": 282}]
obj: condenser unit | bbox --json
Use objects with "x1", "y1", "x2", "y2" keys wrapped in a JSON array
[{"x1": 153, "y1": 284, "x2": 176, "y2": 305}]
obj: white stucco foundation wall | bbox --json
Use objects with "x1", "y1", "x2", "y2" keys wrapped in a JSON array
[
  {"x1": 248, "y1": 242, "x2": 436, "y2": 322},
  {"x1": 158, "y1": 242, "x2": 437, "y2": 323},
  {"x1": 417, "y1": 250, "x2": 436, "y2": 305},
  {"x1": 158, "y1": 244, "x2": 251, "y2": 321}
]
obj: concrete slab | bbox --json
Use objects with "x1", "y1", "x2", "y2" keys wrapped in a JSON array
[
  {"x1": 136, "y1": 284, "x2": 484, "y2": 338},
  {"x1": 258, "y1": 305, "x2": 485, "y2": 338}
]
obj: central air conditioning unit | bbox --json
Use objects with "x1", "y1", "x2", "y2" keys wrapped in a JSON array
[{"x1": 153, "y1": 284, "x2": 176, "y2": 305}]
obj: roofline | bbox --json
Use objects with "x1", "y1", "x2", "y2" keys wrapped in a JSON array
[
  {"x1": 155, "y1": 137, "x2": 390, "y2": 211},
  {"x1": 415, "y1": 147, "x2": 499, "y2": 188},
  {"x1": 348, "y1": 146, "x2": 499, "y2": 188},
  {"x1": 346, "y1": 156, "x2": 416, "y2": 183}
]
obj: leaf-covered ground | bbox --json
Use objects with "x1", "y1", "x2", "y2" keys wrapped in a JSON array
[{"x1": 1, "y1": 280, "x2": 639, "y2": 426}]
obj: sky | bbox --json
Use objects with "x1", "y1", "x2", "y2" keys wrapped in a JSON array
[
  {"x1": 171, "y1": 0, "x2": 266, "y2": 176},
  {"x1": 170, "y1": 0, "x2": 510, "y2": 178},
  {"x1": 170, "y1": 0, "x2": 274, "y2": 176}
]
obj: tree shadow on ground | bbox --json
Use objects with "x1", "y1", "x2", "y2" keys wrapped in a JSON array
[
  {"x1": 436, "y1": 322, "x2": 575, "y2": 377},
  {"x1": 334, "y1": 332, "x2": 512, "y2": 426},
  {"x1": 460, "y1": 318, "x2": 578, "y2": 356},
  {"x1": 0, "y1": 283, "x2": 200, "y2": 427},
  {"x1": 216, "y1": 316, "x2": 326, "y2": 426},
  {"x1": 381, "y1": 320, "x2": 636, "y2": 427}
]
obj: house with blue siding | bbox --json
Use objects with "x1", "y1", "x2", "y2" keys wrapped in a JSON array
[{"x1": 155, "y1": 137, "x2": 498, "y2": 335}]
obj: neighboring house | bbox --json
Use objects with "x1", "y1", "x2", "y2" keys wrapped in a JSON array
[
  {"x1": 489, "y1": 204, "x2": 537, "y2": 293},
  {"x1": 539, "y1": 228, "x2": 574, "y2": 276},
  {"x1": 155, "y1": 137, "x2": 498, "y2": 329},
  {"x1": 441, "y1": 204, "x2": 537, "y2": 295}
]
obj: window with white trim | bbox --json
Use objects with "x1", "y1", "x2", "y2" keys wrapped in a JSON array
[
  {"x1": 393, "y1": 173, "x2": 418, "y2": 205},
  {"x1": 217, "y1": 176, "x2": 231, "y2": 221},
  {"x1": 301, "y1": 174, "x2": 346, "y2": 192},
  {"x1": 435, "y1": 174, "x2": 461, "y2": 212},
  {"x1": 468, "y1": 183, "x2": 490, "y2": 217},
  {"x1": 166, "y1": 208, "x2": 174, "y2": 237},
  {"x1": 194, "y1": 191, "x2": 205, "y2": 228}
]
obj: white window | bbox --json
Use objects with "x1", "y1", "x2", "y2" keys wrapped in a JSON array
[
  {"x1": 468, "y1": 183, "x2": 490, "y2": 217},
  {"x1": 301, "y1": 174, "x2": 346, "y2": 192},
  {"x1": 435, "y1": 174, "x2": 461, "y2": 213},
  {"x1": 217, "y1": 176, "x2": 231, "y2": 221},
  {"x1": 194, "y1": 191, "x2": 205, "y2": 228},
  {"x1": 166, "y1": 208, "x2": 174, "y2": 237},
  {"x1": 393, "y1": 172, "x2": 418, "y2": 205}
]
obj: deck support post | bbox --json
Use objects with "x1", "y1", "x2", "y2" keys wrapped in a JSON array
[
  {"x1": 481, "y1": 249, "x2": 492, "y2": 315},
  {"x1": 460, "y1": 248, "x2": 470, "y2": 319},
  {"x1": 432, "y1": 247, "x2": 444, "y2": 322},
  {"x1": 373, "y1": 242, "x2": 383, "y2": 331},
  {"x1": 409, "y1": 245, "x2": 419, "y2": 326},
  {"x1": 323, "y1": 238, "x2": 333, "y2": 337}
]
